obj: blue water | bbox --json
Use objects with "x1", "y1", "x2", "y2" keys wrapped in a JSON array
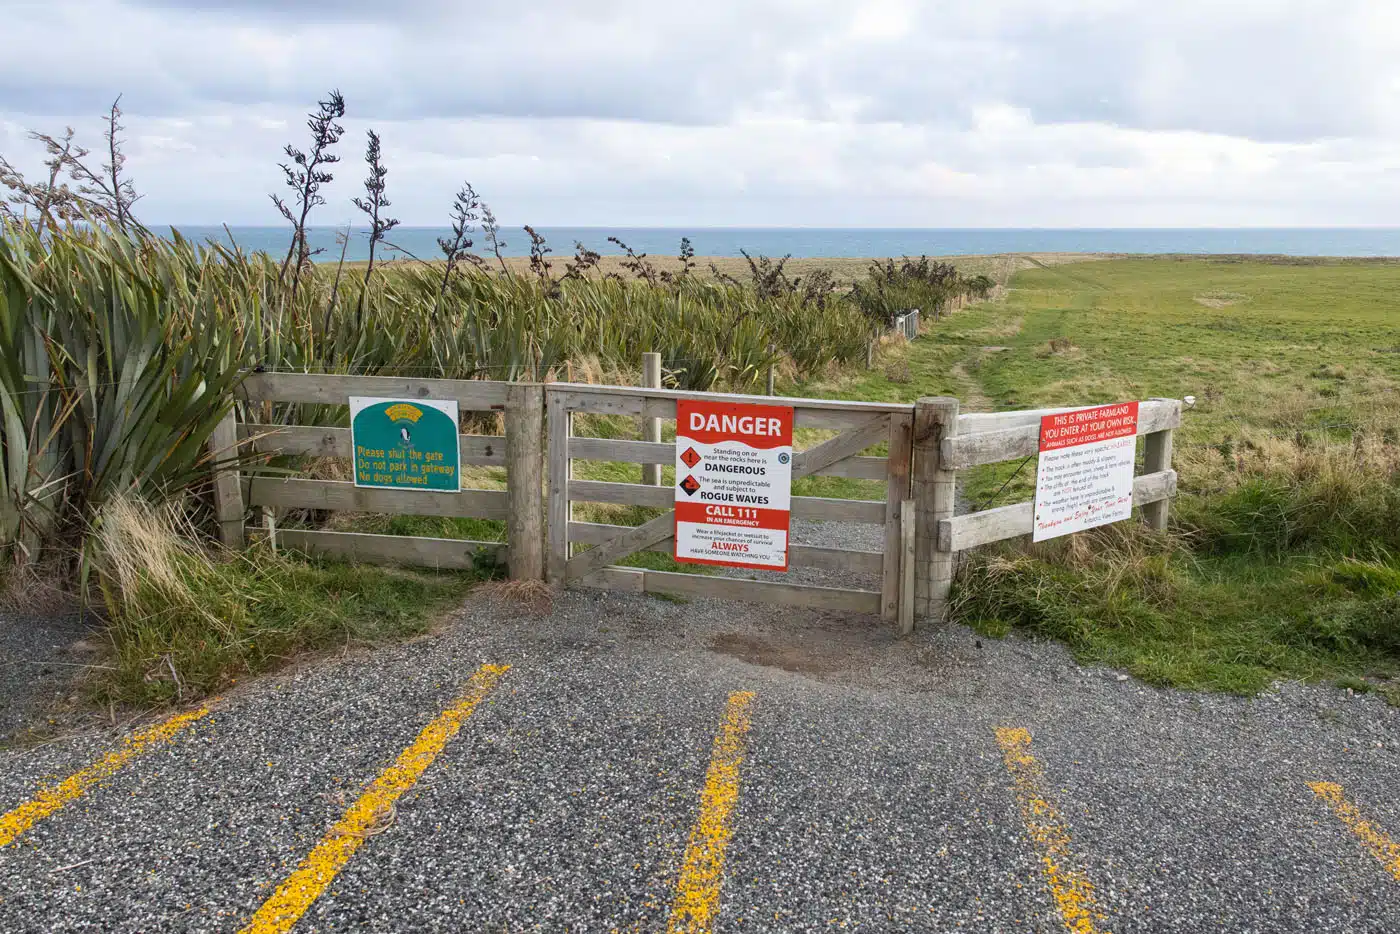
[{"x1": 162, "y1": 226, "x2": 1400, "y2": 264}]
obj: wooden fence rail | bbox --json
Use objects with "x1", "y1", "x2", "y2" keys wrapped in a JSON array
[
  {"x1": 912, "y1": 395, "x2": 1182, "y2": 621},
  {"x1": 208, "y1": 370, "x2": 1181, "y2": 635},
  {"x1": 211, "y1": 371, "x2": 544, "y2": 577}
]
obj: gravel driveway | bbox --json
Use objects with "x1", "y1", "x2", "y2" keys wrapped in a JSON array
[
  {"x1": 0, "y1": 607, "x2": 98, "y2": 745},
  {"x1": 0, "y1": 583, "x2": 1397, "y2": 933}
]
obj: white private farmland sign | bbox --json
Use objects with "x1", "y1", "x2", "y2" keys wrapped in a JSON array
[{"x1": 1032, "y1": 402, "x2": 1139, "y2": 542}]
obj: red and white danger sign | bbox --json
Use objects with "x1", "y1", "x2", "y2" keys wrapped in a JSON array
[
  {"x1": 1033, "y1": 402, "x2": 1139, "y2": 542},
  {"x1": 673, "y1": 399, "x2": 794, "y2": 570}
]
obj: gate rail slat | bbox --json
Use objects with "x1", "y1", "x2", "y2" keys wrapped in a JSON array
[
  {"x1": 567, "y1": 521, "x2": 885, "y2": 576},
  {"x1": 578, "y1": 566, "x2": 882, "y2": 615},
  {"x1": 249, "y1": 478, "x2": 510, "y2": 520},
  {"x1": 241, "y1": 424, "x2": 507, "y2": 466}
]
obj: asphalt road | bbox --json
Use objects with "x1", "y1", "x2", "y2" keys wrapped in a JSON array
[{"x1": 1, "y1": 587, "x2": 1397, "y2": 932}]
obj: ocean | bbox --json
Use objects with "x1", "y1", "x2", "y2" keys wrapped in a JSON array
[{"x1": 161, "y1": 226, "x2": 1400, "y2": 264}]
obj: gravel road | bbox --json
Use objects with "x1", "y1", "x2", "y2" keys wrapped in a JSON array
[
  {"x1": 1, "y1": 584, "x2": 1397, "y2": 932},
  {"x1": 0, "y1": 607, "x2": 98, "y2": 745}
]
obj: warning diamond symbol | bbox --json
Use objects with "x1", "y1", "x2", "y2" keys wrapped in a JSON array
[
  {"x1": 680, "y1": 446, "x2": 702, "y2": 468},
  {"x1": 679, "y1": 475, "x2": 702, "y2": 496}
]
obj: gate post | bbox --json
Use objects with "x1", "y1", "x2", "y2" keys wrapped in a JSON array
[
  {"x1": 209, "y1": 404, "x2": 245, "y2": 550},
  {"x1": 505, "y1": 382, "x2": 545, "y2": 580},
  {"x1": 545, "y1": 389, "x2": 572, "y2": 588},
  {"x1": 1141, "y1": 397, "x2": 1179, "y2": 531},
  {"x1": 913, "y1": 396, "x2": 959, "y2": 624}
]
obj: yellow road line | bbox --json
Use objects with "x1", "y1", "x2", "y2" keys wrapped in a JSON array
[
  {"x1": 1309, "y1": 781, "x2": 1400, "y2": 880},
  {"x1": 238, "y1": 664, "x2": 509, "y2": 934},
  {"x1": 994, "y1": 727, "x2": 1110, "y2": 934},
  {"x1": 666, "y1": 690, "x2": 755, "y2": 934},
  {"x1": 0, "y1": 705, "x2": 209, "y2": 848}
]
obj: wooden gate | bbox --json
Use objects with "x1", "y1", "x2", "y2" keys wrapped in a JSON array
[
  {"x1": 206, "y1": 371, "x2": 1182, "y2": 634},
  {"x1": 545, "y1": 384, "x2": 918, "y2": 628}
]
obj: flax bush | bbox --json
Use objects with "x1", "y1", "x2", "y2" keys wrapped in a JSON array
[{"x1": 0, "y1": 220, "x2": 886, "y2": 568}]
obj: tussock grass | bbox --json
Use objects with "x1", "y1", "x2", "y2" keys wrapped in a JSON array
[
  {"x1": 952, "y1": 525, "x2": 1400, "y2": 694},
  {"x1": 476, "y1": 578, "x2": 554, "y2": 615},
  {"x1": 89, "y1": 498, "x2": 482, "y2": 705},
  {"x1": 1175, "y1": 402, "x2": 1400, "y2": 556}
]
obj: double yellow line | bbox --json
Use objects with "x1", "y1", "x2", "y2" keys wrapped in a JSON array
[
  {"x1": 0, "y1": 666, "x2": 512, "y2": 934},
  {"x1": 238, "y1": 664, "x2": 509, "y2": 934},
  {"x1": 0, "y1": 667, "x2": 760, "y2": 934}
]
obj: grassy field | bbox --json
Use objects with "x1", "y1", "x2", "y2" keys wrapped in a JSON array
[
  {"x1": 268, "y1": 254, "x2": 1400, "y2": 702},
  {"x1": 24, "y1": 233, "x2": 1397, "y2": 709},
  {"x1": 802, "y1": 255, "x2": 1400, "y2": 696}
]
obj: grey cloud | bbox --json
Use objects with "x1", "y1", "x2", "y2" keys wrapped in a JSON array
[
  {"x1": 5, "y1": 0, "x2": 1400, "y2": 229},
  {"x1": 3, "y1": 0, "x2": 1393, "y2": 145}
]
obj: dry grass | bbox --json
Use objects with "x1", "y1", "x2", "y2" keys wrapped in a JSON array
[
  {"x1": 1035, "y1": 337, "x2": 1080, "y2": 358},
  {"x1": 92, "y1": 498, "x2": 223, "y2": 632},
  {"x1": 363, "y1": 252, "x2": 1102, "y2": 286},
  {"x1": 0, "y1": 560, "x2": 79, "y2": 616},
  {"x1": 475, "y1": 578, "x2": 554, "y2": 615},
  {"x1": 1177, "y1": 397, "x2": 1400, "y2": 499},
  {"x1": 85, "y1": 497, "x2": 485, "y2": 706},
  {"x1": 1193, "y1": 291, "x2": 1249, "y2": 308}
]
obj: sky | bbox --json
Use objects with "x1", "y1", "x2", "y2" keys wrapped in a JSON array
[{"x1": 2, "y1": 0, "x2": 1400, "y2": 227}]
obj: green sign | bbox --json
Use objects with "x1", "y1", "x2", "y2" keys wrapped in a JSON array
[{"x1": 349, "y1": 396, "x2": 460, "y2": 492}]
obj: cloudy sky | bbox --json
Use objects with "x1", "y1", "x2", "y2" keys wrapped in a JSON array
[{"x1": 3, "y1": 0, "x2": 1399, "y2": 227}]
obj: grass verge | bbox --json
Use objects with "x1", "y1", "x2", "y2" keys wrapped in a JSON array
[
  {"x1": 90, "y1": 499, "x2": 486, "y2": 707},
  {"x1": 951, "y1": 524, "x2": 1400, "y2": 696}
]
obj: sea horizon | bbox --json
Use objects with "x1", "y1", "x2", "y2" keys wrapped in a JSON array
[{"x1": 156, "y1": 225, "x2": 1400, "y2": 264}]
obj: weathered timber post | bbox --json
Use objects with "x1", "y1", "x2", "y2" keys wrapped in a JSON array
[
  {"x1": 505, "y1": 382, "x2": 546, "y2": 580},
  {"x1": 765, "y1": 343, "x2": 777, "y2": 396},
  {"x1": 209, "y1": 406, "x2": 245, "y2": 549},
  {"x1": 545, "y1": 389, "x2": 572, "y2": 588},
  {"x1": 881, "y1": 412, "x2": 915, "y2": 627},
  {"x1": 912, "y1": 396, "x2": 959, "y2": 624},
  {"x1": 641, "y1": 352, "x2": 663, "y2": 485},
  {"x1": 1141, "y1": 398, "x2": 1180, "y2": 532},
  {"x1": 259, "y1": 399, "x2": 277, "y2": 550},
  {"x1": 899, "y1": 499, "x2": 916, "y2": 635}
]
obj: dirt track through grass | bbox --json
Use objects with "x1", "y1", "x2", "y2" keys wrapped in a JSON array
[{"x1": 803, "y1": 256, "x2": 1400, "y2": 696}]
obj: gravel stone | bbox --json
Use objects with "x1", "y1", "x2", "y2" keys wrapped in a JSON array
[{"x1": 0, "y1": 608, "x2": 97, "y2": 745}]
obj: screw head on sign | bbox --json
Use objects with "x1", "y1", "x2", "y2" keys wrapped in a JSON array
[{"x1": 679, "y1": 475, "x2": 702, "y2": 496}]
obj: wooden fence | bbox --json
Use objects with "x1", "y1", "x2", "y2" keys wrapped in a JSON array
[
  {"x1": 209, "y1": 373, "x2": 1180, "y2": 633},
  {"x1": 915, "y1": 396, "x2": 1181, "y2": 617},
  {"x1": 213, "y1": 372, "x2": 544, "y2": 579}
]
